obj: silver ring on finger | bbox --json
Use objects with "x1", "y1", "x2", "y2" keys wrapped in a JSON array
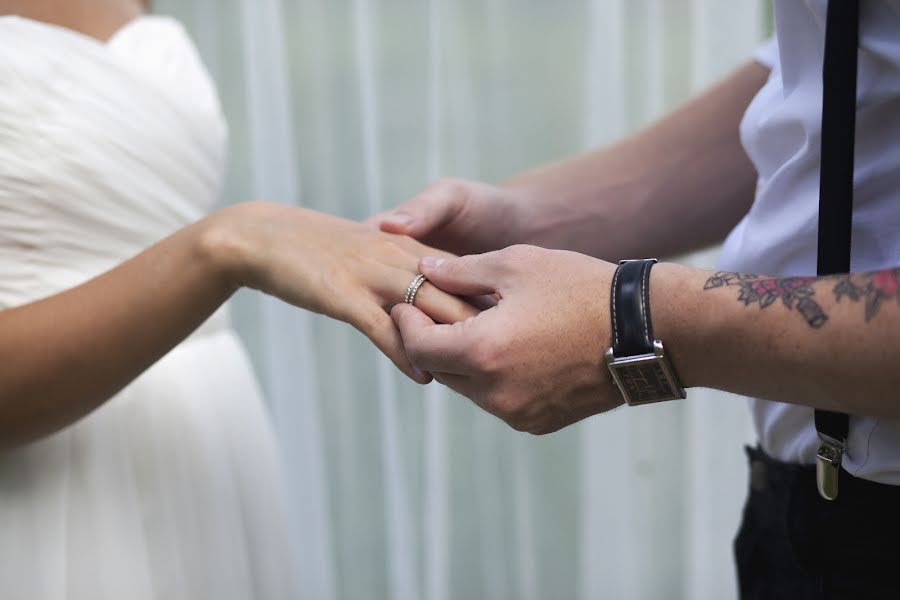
[{"x1": 404, "y1": 274, "x2": 428, "y2": 306}]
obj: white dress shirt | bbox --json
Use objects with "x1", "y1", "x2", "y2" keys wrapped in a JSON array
[{"x1": 718, "y1": 0, "x2": 900, "y2": 483}]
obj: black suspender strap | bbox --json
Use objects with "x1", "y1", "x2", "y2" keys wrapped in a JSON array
[{"x1": 814, "y1": 0, "x2": 860, "y2": 501}]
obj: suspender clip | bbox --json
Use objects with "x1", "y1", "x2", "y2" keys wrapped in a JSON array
[{"x1": 816, "y1": 435, "x2": 845, "y2": 501}]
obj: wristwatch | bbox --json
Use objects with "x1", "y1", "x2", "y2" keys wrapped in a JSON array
[{"x1": 604, "y1": 259, "x2": 686, "y2": 406}]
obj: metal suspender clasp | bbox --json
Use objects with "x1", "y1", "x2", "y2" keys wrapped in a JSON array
[{"x1": 816, "y1": 435, "x2": 846, "y2": 501}]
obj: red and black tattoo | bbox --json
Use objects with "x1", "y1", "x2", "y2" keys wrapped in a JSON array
[
  {"x1": 704, "y1": 272, "x2": 828, "y2": 328},
  {"x1": 704, "y1": 268, "x2": 900, "y2": 329},
  {"x1": 833, "y1": 269, "x2": 900, "y2": 321}
]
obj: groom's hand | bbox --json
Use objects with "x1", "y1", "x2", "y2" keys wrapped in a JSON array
[
  {"x1": 391, "y1": 245, "x2": 624, "y2": 434},
  {"x1": 368, "y1": 179, "x2": 531, "y2": 256}
]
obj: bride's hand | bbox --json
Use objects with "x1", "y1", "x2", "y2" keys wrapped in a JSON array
[{"x1": 202, "y1": 201, "x2": 479, "y2": 383}]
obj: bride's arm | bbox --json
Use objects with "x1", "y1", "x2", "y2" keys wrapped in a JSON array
[{"x1": 0, "y1": 201, "x2": 475, "y2": 449}]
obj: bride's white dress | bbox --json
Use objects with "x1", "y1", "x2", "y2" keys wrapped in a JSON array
[{"x1": 0, "y1": 15, "x2": 302, "y2": 600}]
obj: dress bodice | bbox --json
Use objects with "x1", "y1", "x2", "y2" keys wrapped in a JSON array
[
  {"x1": 0, "y1": 19, "x2": 301, "y2": 600},
  {"x1": 0, "y1": 15, "x2": 227, "y2": 307}
]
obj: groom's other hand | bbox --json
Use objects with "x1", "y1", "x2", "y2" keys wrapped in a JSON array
[
  {"x1": 391, "y1": 245, "x2": 623, "y2": 435},
  {"x1": 368, "y1": 179, "x2": 530, "y2": 256}
]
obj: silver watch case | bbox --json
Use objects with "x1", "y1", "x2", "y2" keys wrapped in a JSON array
[{"x1": 604, "y1": 340, "x2": 686, "y2": 406}]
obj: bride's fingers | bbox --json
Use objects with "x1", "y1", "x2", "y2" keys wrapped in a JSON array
[
  {"x1": 377, "y1": 267, "x2": 479, "y2": 324},
  {"x1": 412, "y1": 283, "x2": 480, "y2": 324},
  {"x1": 350, "y1": 300, "x2": 433, "y2": 384}
]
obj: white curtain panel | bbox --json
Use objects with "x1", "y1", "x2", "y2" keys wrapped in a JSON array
[{"x1": 153, "y1": 1, "x2": 770, "y2": 598}]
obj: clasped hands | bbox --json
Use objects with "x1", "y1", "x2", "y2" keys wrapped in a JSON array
[
  {"x1": 368, "y1": 180, "x2": 626, "y2": 434},
  {"x1": 211, "y1": 181, "x2": 625, "y2": 435}
]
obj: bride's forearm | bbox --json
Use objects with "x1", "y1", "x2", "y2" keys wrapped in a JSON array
[
  {"x1": 0, "y1": 217, "x2": 236, "y2": 449},
  {"x1": 0, "y1": 201, "x2": 481, "y2": 448}
]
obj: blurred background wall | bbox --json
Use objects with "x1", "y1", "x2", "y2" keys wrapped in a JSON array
[{"x1": 152, "y1": 1, "x2": 771, "y2": 598}]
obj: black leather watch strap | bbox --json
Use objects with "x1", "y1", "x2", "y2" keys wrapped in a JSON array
[{"x1": 610, "y1": 259, "x2": 658, "y2": 357}]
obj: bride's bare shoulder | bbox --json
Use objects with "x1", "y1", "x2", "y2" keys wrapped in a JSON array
[{"x1": 0, "y1": 0, "x2": 148, "y2": 43}]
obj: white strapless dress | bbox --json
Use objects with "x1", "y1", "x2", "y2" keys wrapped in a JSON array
[{"x1": 0, "y1": 16, "x2": 302, "y2": 600}]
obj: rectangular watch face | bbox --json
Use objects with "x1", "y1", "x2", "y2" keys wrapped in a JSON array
[{"x1": 605, "y1": 352, "x2": 685, "y2": 406}]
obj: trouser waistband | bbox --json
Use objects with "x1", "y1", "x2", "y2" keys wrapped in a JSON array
[
  {"x1": 740, "y1": 445, "x2": 900, "y2": 577},
  {"x1": 745, "y1": 445, "x2": 900, "y2": 501}
]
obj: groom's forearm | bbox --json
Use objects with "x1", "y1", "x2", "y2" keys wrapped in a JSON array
[
  {"x1": 652, "y1": 263, "x2": 900, "y2": 417},
  {"x1": 505, "y1": 61, "x2": 770, "y2": 261}
]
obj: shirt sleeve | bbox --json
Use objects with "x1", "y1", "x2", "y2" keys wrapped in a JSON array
[{"x1": 753, "y1": 35, "x2": 779, "y2": 70}]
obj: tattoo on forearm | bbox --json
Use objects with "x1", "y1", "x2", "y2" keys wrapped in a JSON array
[
  {"x1": 704, "y1": 272, "x2": 828, "y2": 328},
  {"x1": 704, "y1": 268, "x2": 900, "y2": 328},
  {"x1": 833, "y1": 269, "x2": 900, "y2": 321}
]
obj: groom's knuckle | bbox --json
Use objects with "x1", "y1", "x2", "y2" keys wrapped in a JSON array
[
  {"x1": 492, "y1": 245, "x2": 527, "y2": 273},
  {"x1": 506, "y1": 412, "x2": 535, "y2": 433},
  {"x1": 491, "y1": 249, "x2": 514, "y2": 270},
  {"x1": 524, "y1": 417, "x2": 555, "y2": 436},
  {"x1": 425, "y1": 179, "x2": 469, "y2": 217},
  {"x1": 508, "y1": 420, "x2": 530, "y2": 433},
  {"x1": 488, "y1": 391, "x2": 522, "y2": 421},
  {"x1": 430, "y1": 177, "x2": 465, "y2": 198},
  {"x1": 470, "y1": 342, "x2": 500, "y2": 374},
  {"x1": 505, "y1": 244, "x2": 535, "y2": 264}
]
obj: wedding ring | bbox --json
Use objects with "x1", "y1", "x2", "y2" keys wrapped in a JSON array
[{"x1": 404, "y1": 274, "x2": 428, "y2": 305}]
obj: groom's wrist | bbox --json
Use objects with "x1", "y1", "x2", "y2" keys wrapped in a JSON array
[{"x1": 647, "y1": 262, "x2": 713, "y2": 390}]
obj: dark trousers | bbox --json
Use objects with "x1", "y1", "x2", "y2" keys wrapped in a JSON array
[{"x1": 735, "y1": 446, "x2": 900, "y2": 599}]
